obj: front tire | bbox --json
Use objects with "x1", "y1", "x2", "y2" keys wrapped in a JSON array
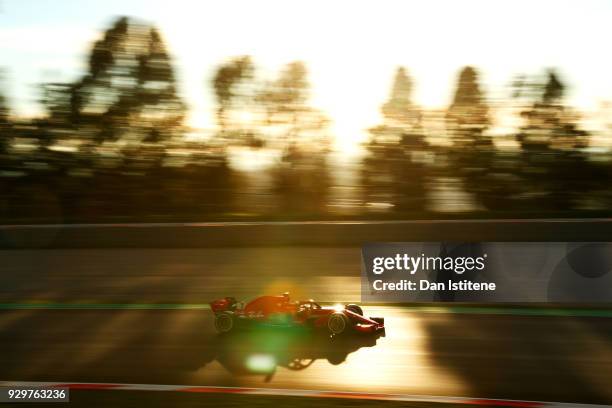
[
  {"x1": 327, "y1": 312, "x2": 349, "y2": 335},
  {"x1": 214, "y1": 312, "x2": 235, "y2": 333}
]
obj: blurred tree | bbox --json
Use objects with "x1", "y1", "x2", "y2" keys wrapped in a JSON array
[
  {"x1": 444, "y1": 67, "x2": 503, "y2": 212},
  {"x1": 255, "y1": 61, "x2": 330, "y2": 215},
  {"x1": 257, "y1": 61, "x2": 328, "y2": 150},
  {"x1": 370, "y1": 66, "x2": 423, "y2": 145},
  {"x1": 0, "y1": 86, "x2": 10, "y2": 155},
  {"x1": 71, "y1": 16, "x2": 129, "y2": 131},
  {"x1": 512, "y1": 69, "x2": 596, "y2": 211},
  {"x1": 514, "y1": 70, "x2": 590, "y2": 151},
  {"x1": 542, "y1": 70, "x2": 564, "y2": 105},
  {"x1": 272, "y1": 145, "x2": 331, "y2": 216},
  {"x1": 29, "y1": 17, "x2": 197, "y2": 223},
  {"x1": 41, "y1": 82, "x2": 72, "y2": 127},
  {"x1": 381, "y1": 67, "x2": 417, "y2": 127},
  {"x1": 446, "y1": 66, "x2": 490, "y2": 148},
  {"x1": 212, "y1": 56, "x2": 254, "y2": 141},
  {"x1": 135, "y1": 27, "x2": 185, "y2": 144},
  {"x1": 44, "y1": 17, "x2": 184, "y2": 148},
  {"x1": 363, "y1": 67, "x2": 429, "y2": 213}
]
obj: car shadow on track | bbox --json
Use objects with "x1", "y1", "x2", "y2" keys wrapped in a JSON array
[{"x1": 199, "y1": 327, "x2": 384, "y2": 382}]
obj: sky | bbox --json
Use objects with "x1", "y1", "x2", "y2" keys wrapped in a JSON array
[{"x1": 1, "y1": 0, "x2": 612, "y2": 148}]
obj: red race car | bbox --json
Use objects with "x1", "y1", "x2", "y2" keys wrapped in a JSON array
[{"x1": 210, "y1": 293, "x2": 385, "y2": 337}]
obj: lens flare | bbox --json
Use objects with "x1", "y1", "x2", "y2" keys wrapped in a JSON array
[{"x1": 245, "y1": 353, "x2": 276, "y2": 373}]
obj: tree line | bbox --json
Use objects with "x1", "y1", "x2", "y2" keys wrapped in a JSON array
[{"x1": 0, "y1": 16, "x2": 610, "y2": 223}]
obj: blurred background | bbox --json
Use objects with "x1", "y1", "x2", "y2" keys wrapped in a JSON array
[
  {"x1": 0, "y1": 0, "x2": 612, "y2": 224},
  {"x1": 2, "y1": 3, "x2": 612, "y2": 405}
]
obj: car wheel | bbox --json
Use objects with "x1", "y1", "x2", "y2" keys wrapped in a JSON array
[
  {"x1": 214, "y1": 312, "x2": 234, "y2": 333},
  {"x1": 328, "y1": 312, "x2": 349, "y2": 335},
  {"x1": 345, "y1": 304, "x2": 363, "y2": 316}
]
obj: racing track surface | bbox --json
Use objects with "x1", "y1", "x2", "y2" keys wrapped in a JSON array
[
  {"x1": 1, "y1": 223, "x2": 612, "y2": 405},
  {"x1": 1, "y1": 307, "x2": 612, "y2": 404}
]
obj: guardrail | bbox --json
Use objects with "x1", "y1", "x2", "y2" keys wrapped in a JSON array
[{"x1": 1, "y1": 219, "x2": 611, "y2": 248}]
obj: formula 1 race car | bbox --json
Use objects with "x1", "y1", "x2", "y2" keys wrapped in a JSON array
[{"x1": 210, "y1": 293, "x2": 385, "y2": 337}]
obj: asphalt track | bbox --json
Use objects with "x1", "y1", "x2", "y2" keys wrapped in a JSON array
[
  {"x1": 1, "y1": 222, "x2": 612, "y2": 405},
  {"x1": 1, "y1": 307, "x2": 612, "y2": 405}
]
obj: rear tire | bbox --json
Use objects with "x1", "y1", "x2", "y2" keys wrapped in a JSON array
[
  {"x1": 327, "y1": 312, "x2": 349, "y2": 335},
  {"x1": 214, "y1": 312, "x2": 235, "y2": 333}
]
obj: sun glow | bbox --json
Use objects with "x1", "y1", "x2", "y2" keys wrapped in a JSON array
[{"x1": 6, "y1": 0, "x2": 610, "y2": 156}]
